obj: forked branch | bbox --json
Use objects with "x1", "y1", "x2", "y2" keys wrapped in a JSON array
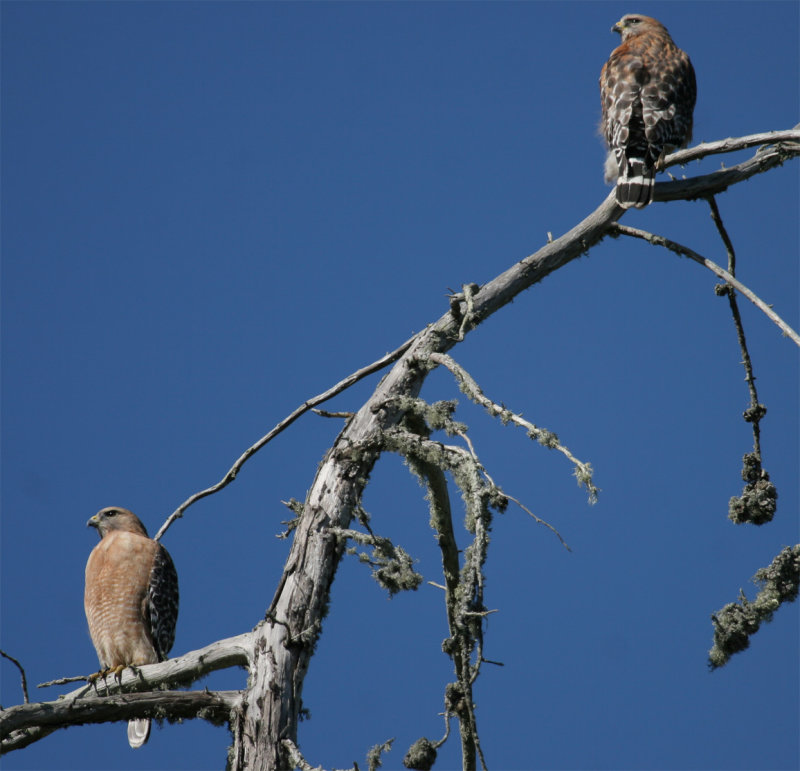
[{"x1": 429, "y1": 352, "x2": 598, "y2": 503}]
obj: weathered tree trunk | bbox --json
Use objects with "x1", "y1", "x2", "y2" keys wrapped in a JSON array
[{"x1": 234, "y1": 191, "x2": 624, "y2": 769}]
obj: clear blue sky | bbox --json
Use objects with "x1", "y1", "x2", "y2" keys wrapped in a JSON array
[{"x1": 2, "y1": 2, "x2": 798, "y2": 770}]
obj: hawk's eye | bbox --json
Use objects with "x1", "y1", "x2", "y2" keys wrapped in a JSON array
[
  {"x1": 106, "y1": 509, "x2": 118, "y2": 517},
  {"x1": 628, "y1": 17, "x2": 640, "y2": 24}
]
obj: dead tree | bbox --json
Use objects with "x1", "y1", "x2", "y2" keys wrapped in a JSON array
[{"x1": 2, "y1": 129, "x2": 799, "y2": 770}]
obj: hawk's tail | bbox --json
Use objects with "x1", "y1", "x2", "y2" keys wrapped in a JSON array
[
  {"x1": 615, "y1": 157, "x2": 654, "y2": 209},
  {"x1": 128, "y1": 718, "x2": 151, "y2": 748}
]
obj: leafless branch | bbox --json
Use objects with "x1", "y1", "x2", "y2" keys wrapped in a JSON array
[
  {"x1": 400, "y1": 430, "x2": 480, "y2": 769},
  {"x1": 663, "y1": 129, "x2": 800, "y2": 169},
  {"x1": 706, "y1": 196, "x2": 765, "y2": 456},
  {"x1": 36, "y1": 675, "x2": 90, "y2": 688},
  {"x1": 2, "y1": 632, "x2": 254, "y2": 754},
  {"x1": 503, "y1": 492, "x2": 571, "y2": 551},
  {"x1": 154, "y1": 334, "x2": 419, "y2": 541},
  {"x1": 654, "y1": 129, "x2": 800, "y2": 202},
  {"x1": 446, "y1": 422, "x2": 571, "y2": 550},
  {"x1": 1, "y1": 690, "x2": 242, "y2": 754},
  {"x1": 610, "y1": 224, "x2": 800, "y2": 347},
  {"x1": 429, "y1": 352, "x2": 598, "y2": 503},
  {"x1": 0, "y1": 651, "x2": 29, "y2": 704},
  {"x1": 312, "y1": 408, "x2": 355, "y2": 419}
]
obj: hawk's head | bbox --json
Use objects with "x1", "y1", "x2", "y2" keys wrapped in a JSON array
[
  {"x1": 612, "y1": 14, "x2": 668, "y2": 41},
  {"x1": 87, "y1": 507, "x2": 149, "y2": 538}
]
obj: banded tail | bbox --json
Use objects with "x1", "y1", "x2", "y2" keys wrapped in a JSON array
[
  {"x1": 127, "y1": 718, "x2": 151, "y2": 748},
  {"x1": 615, "y1": 156, "x2": 654, "y2": 209}
]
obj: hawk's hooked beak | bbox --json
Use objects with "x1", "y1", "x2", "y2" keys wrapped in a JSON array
[
  {"x1": 612, "y1": 21, "x2": 624, "y2": 34},
  {"x1": 87, "y1": 514, "x2": 100, "y2": 529}
]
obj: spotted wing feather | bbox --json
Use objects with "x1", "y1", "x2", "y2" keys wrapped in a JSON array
[{"x1": 147, "y1": 543, "x2": 179, "y2": 661}]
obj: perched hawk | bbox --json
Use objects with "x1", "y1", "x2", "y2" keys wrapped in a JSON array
[
  {"x1": 84, "y1": 507, "x2": 179, "y2": 748},
  {"x1": 600, "y1": 14, "x2": 696, "y2": 208}
]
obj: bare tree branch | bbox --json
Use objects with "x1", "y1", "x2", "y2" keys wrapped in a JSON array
[
  {"x1": 653, "y1": 133, "x2": 800, "y2": 203},
  {"x1": 154, "y1": 334, "x2": 419, "y2": 541},
  {"x1": 311, "y1": 408, "x2": 356, "y2": 419},
  {"x1": 37, "y1": 674, "x2": 94, "y2": 688},
  {"x1": 702, "y1": 196, "x2": 777, "y2": 525},
  {"x1": 0, "y1": 651, "x2": 29, "y2": 704},
  {"x1": 502, "y1": 492, "x2": 571, "y2": 552},
  {"x1": 706, "y1": 195, "x2": 766, "y2": 452},
  {"x1": 428, "y1": 352, "x2": 598, "y2": 503},
  {"x1": 404, "y1": 434, "x2": 477, "y2": 769},
  {"x1": 1, "y1": 632, "x2": 253, "y2": 754},
  {"x1": 610, "y1": 224, "x2": 800, "y2": 347},
  {"x1": 663, "y1": 128, "x2": 800, "y2": 169},
  {"x1": 1, "y1": 690, "x2": 242, "y2": 754},
  {"x1": 441, "y1": 420, "x2": 570, "y2": 550}
]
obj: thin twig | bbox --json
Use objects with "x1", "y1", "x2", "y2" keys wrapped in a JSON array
[
  {"x1": 311, "y1": 409, "x2": 355, "y2": 419},
  {"x1": 453, "y1": 428, "x2": 480, "y2": 470},
  {"x1": 706, "y1": 196, "x2": 764, "y2": 460},
  {"x1": 475, "y1": 732, "x2": 489, "y2": 771},
  {"x1": 429, "y1": 352, "x2": 599, "y2": 503},
  {"x1": 434, "y1": 707, "x2": 452, "y2": 749},
  {"x1": 0, "y1": 651, "x2": 29, "y2": 704},
  {"x1": 504, "y1": 493, "x2": 571, "y2": 551},
  {"x1": 706, "y1": 196, "x2": 738, "y2": 273},
  {"x1": 611, "y1": 225, "x2": 800, "y2": 348},
  {"x1": 452, "y1": 426, "x2": 571, "y2": 550},
  {"x1": 37, "y1": 675, "x2": 90, "y2": 688},
  {"x1": 653, "y1": 129, "x2": 800, "y2": 204},
  {"x1": 154, "y1": 333, "x2": 419, "y2": 541},
  {"x1": 663, "y1": 129, "x2": 800, "y2": 170}
]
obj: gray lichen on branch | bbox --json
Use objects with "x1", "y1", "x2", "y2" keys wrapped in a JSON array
[{"x1": 709, "y1": 546, "x2": 800, "y2": 669}]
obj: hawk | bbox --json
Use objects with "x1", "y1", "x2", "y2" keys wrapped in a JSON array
[
  {"x1": 600, "y1": 14, "x2": 696, "y2": 208},
  {"x1": 84, "y1": 507, "x2": 179, "y2": 748}
]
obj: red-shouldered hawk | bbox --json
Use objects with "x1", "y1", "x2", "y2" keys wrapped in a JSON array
[
  {"x1": 84, "y1": 507, "x2": 179, "y2": 748},
  {"x1": 600, "y1": 14, "x2": 696, "y2": 209}
]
